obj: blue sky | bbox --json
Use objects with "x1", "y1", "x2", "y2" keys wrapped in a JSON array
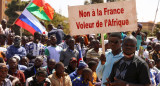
[{"x1": 45, "y1": 0, "x2": 160, "y2": 23}]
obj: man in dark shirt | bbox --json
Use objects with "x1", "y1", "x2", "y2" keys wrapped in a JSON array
[
  {"x1": 107, "y1": 35, "x2": 150, "y2": 86},
  {"x1": 24, "y1": 56, "x2": 43, "y2": 79}
]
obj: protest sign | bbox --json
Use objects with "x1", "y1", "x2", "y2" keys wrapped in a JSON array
[{"x1": 68, "y1": 0, "x2": 137, "y2": 36}]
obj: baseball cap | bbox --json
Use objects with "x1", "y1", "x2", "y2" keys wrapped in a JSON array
[
  {"x1": 138, "y1": 23, "x2": 142, "y2": 29},
  {"x1": 70, "y1": 57, "x2": 77, "y2": 62},
  {"x1": 78, "y1": 61, "x2": 88, "y2": 69}
]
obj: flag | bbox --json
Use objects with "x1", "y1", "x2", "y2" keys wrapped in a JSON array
[
  {"x1": 15, "y1": 9, "x2": 47, "y2": 35},
  {"x1": 77, "y1": 43, "x2": 83, "y2": 65},
  {"x1": 27, "y1": 0, "x2": 54, "y2": 21}
]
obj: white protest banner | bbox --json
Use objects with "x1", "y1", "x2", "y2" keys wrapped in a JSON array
[{"x1": 68, "y1": 0, "x2": 137, "y2": 35}]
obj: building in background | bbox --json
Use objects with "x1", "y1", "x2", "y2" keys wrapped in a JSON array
[
  {"x1": 139, "y1": 22, "x2": 154, "y2": 32},
  {"x1": 0, "y1": 0, "x2": 6, "y2": 21}
]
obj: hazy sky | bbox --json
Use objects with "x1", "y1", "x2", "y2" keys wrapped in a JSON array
[{"x1": 45, "y1": 0, "x2": 160, "y2": 23}]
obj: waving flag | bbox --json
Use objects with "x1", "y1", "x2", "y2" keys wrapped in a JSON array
[
  {"x1": 27, "y1": 0, "x2": 54, "y2": 21},
  {"x1": 15, "y1": 9, "x2": 47, "y2": 35},
  {"x1": 77, "y1": 43, "x2": 83, "y2": 65}
]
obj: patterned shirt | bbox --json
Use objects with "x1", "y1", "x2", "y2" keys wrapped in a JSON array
[
  {"x1": 25, "y1": 42, "x2": 45, "y2": 56},
  {"x1": 2, "y1": 78, "x2": 12, "y2": 86},
  {"x1": 86, "y1": 48, "x2": 102, "y2": 59},
  {"x1": 72, "y1": 77, "x2": 89, "y2": 86}
]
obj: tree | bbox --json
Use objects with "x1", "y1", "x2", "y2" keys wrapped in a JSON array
[
  {"x1": 91, "y1": 0, "x2": 104, "y2": 4},
  {"x1": 5, "y1": 0, "x2": 28, "y2": 35},
  {"x1": 84, "y1": 0, "x2": 90, "y2": 5}
]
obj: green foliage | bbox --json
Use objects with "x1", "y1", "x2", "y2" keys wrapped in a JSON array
[
  {"x1": 91, "y1": 0, "x2": 104, "y2": 4},
  {"x1": 5, "y1": 0, "x2": 28, "y2": 35}
]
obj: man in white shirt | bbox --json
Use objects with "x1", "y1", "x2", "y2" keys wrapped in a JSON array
[{"x1": 45, "y1": 35, "x2": 62, "y2": 62}]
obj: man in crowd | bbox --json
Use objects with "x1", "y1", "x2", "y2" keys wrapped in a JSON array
[
  {"x1": 86, "y1": 39, "x2": 102, "y2": 63},
  {"x1": 6, "y1": 35, "x2": 26, "y2": 59},
  {"x1": 69, "y1": 61, "x2": 88, "y2": 81},
  {"x1": 96, "y1": 32, "x2": 123, "y2": 86},
  {"x1": 0, "y1": 63, "x2": 12, "y2": 86},
  {"x1": 45, "y1": 35, "x2": 62, "y2": 62},
  {"x1": 48, "y1": 24, "x2": 65, "y2": 44},
  {"x1": 65, "y1": 57, "x2": 77, "y2": 74},
  {"x1": 107, "y1": 35, "x2": 150, "y2": 86},
  {"x1": 48, "y1": 62, "x2": 72, "y2": 86},
  {"x1": 0, "y1": 19, "x2": 11, "y2": 35},
  {"x1": 43, "y1": 59, "x2": 56, "y2": 75},
  {"x1": 25, "y1": 32, "x2": 45, "y2": 62},
  {"x1": 24, "y1": 56, "x2": 43, "y2": 79},
  {"x1": 60, "y1": 38, "x2": 79, "y2": 66},
  {"x1": 26, "y1": 67, "x2": 51, "y2": 86},
  {"x1": 59, "y1": 35, "x2": 71, "y2": 49},
  {"x1": 72, "y1": 68, "x2": 93, "y2": 86},
  {"x1": 21, "y1": 36, "x2": 28, "y2": 48},
  {"x1": 8, "y1": 57, "x2": 25, "y2": 85}
]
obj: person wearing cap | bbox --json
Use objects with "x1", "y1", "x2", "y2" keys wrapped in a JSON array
[
  {"x1": 0, "y1": 63, "x2": 12, "y2": 86},
  {"x1": 8, "y1": 57, "x2": 25, "y2": 85},
  {"x1": 48, "y1": 62, "x2": 72, "y2": 86},
  {"x1": 132, "y1": 23, "x2": 143, "y2": 50},
  {"x1": 26, "y1": 67, "x2": 51, "y2": 86},
  {"x1": 72, "y1": 68, "x2": 93, "y2": 86},
  {"x1": 6, "y1": 35, "x2": 26, "y2": 59},
  {"x1": 65, "y1": 57, "x2": 77, "y2": 74},
  {"x1": 69, "y1": 61, "x2": 88, "y2": 81}
]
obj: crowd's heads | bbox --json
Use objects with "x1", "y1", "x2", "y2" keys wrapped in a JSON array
[
  {"x1": 122, "y1": 35, "x2": 137, "y2": 57},
  {"x1": 68, "y1": 38, "x2": 75, "y2": 49},
  {"x1": 57, "y1": 24, "x2": 63, "y2": 30},
  {"x1": 108, "y1": 32, "x2": 122, "y2": 51},
  {"x1": 146, "y1": 59, "x2": 154, "y2": 68},
  {"x1": 0, "y1": 34, "x2": 7, "y2": 45},
  {"x1": 21, "y1": 36, "x2": 28, "y2": 46},
  {"x1": 82, "y1": 68, "x2": 93, "y2": 82},
  {"x1": 47, "y1": 59, "x2": 56, "y2": 70},
  {"x1": 69, "y1": 57, "x2": 77, "y2": 70},
  {"x1": 36, "y1": 67, "x2": 47, "y2": 82},
  {"x1": 1, "y1": 19, "x2": 7, "y2": 29},
  {"x1": 12, "y1": 55, "x2": 21, "y2": 62},
  {"x1": 34, "y1": 56, "x2": 43, "y2": 68},
  {"x1": 34, "y1": 32, "x2": 41, "y2": 43},
  {"x1": 20, "y1": 57, "x2": 29, "y2": 67},
  {"x1": 55, "y1": 62, "x2": 65, "y2": 78},
  {"x1": 48, "y1": 24, "x2": 54, "y2": 31},
  {"x1": 154, "y1": 43, "x2": 160, "y2": 52},
  {"x1": 0, "y1": 63, "x2": 8, "y2": 81},
  {"x1": 14, "y1": 35, "x2": 21, "y2": 47},
  {"x1": 92, "y1": 39, "x2": 100, "y2": 49},
  {"x1": 8, "y1": 57, "x2": 18, "y2": 69},
  {"x1": 88, "y1": 61, "x2": 97, "y2": 72},
  {"x1": 50, "y1": 35, "x2": 57, "y2": 46}
]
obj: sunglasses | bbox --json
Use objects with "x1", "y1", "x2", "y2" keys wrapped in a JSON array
[{"x1": 108, "y1": 40, "x2": 119, "y2": 44}]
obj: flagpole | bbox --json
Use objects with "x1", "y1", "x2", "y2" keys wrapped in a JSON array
[{"x1": 151, "y1": 0, "x2": 160, "y2": 35}]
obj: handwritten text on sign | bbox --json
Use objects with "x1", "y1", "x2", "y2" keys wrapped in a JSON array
[{"x1": 68, "y1": 0, "x2": 137, "y2": 35}]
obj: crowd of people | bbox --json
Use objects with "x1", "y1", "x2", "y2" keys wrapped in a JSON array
[{"x1": 0, "y1": 18, "x2": 160, "y2": 86}]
